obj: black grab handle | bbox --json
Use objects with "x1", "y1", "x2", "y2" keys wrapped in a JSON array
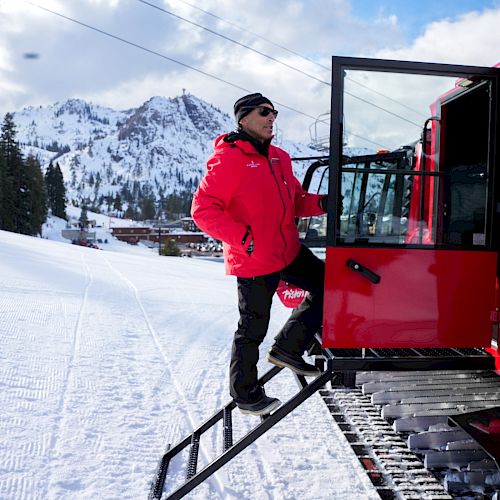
[{"x1": 346, "y1": 259, "x2": 381, "y2": 284}]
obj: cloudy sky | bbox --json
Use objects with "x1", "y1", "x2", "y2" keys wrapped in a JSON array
[{"x1": 1, "y1": 0, "x2": 500, "y2": 144}]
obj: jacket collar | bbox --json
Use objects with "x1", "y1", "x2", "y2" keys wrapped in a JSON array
[{"x1": 218, "y1": 131, "x2": 272, "y2": 158}]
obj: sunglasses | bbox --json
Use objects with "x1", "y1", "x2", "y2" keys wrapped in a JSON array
[
  {"x1": 257, "y1": 107, "x2": 278, "y2": 118},
  {"x1": 243, "y1": 106, "x2": 278, "y2": 118}
]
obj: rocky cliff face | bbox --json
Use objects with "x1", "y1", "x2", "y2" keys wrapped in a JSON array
[{"x1": 12, "y1": 93, "x2": 320, "y2": 216}]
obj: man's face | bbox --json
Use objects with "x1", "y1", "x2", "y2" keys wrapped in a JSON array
[{"x1": 239, "y1": 105, "x2": 277, "y2": 143}]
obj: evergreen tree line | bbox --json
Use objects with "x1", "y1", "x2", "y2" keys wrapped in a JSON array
[
  {"x1": 82, "y1": 187, "x2": 194, "y2": 222},
  {"x1": 115, "y1": 181, "x2": 193, "y2": 221},
  {"x1": 0, "y1": 113, "x2": 67, "y2": 236},
  {"x1": 122, "y1": 189, "x2": 193, "y2": 221},
  {"x1": 1, "y1": 110, "x2": 193, "y2": 229}
]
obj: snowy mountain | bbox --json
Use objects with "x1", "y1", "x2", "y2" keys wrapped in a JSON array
[{"x1": 12, "y1": 94, "x2": 321, "y2": 216}]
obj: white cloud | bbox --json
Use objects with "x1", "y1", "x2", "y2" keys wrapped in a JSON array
[
  {"x1": 346, "y1": 7, "x2": 500, "y2": 149},
  {"x1": 377, "y1": 8, "x2": 500, "y2": 67},
  {"x1": 1, "y1": 1, "x2": 499, "y2": 144},
  {"x1": 86, "y1": 0, "x2": 121, "y2": 7}
]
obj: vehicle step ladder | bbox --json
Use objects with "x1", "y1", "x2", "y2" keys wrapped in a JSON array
[{"x1": 149, "y1": 363, "x2": 335, "y2": 499}]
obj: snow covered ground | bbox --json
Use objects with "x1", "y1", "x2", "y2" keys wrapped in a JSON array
[{"x1": 0, "y1": 227, "x2": 379, "y2": 500}]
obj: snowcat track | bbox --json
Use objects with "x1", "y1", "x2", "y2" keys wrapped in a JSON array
[
  {"x1": 316, "y1": 342, "x2": 500, "y2": 499},
  {"x1": 319, "y1": 363, "x2": 500, "y2": 498},
  {"x1": 320, "y1": 387, "x2": 453, "y2": 499}
]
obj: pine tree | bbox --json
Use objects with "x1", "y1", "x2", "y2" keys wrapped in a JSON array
[
  {"x1": 44, "y1": 163, "x2": 55, "y2": 213},
  {"x1": 0, "y1": 141, "x2": 5, "y2": 228},
  {"x1": 113, "y1": 193, "x2": 122, "y2": 212},
  {"x1": 25, "y1": 155, "x2": 47, "y2": 235},
  {"x1": 79, "y1": 204, "x2": 88, "y2": 228},
  {"x1": 160, "y1": 238, "x2": 181, "y2": 257},
  {"x1": 0, "y1": 113, "x2": 24, "y2": 232},
  {"x1": 52, "y1": 163, "x2": 67, "y2": 219},
  {"x1": 124, "y1": 204, "x2": 139, "y2": 220},
  {"x1": 0, "y1": 115, "x2": 49, "y2": 235},
  {"x1": 140, "y1": 195, "x2": 156, "y2": 220},
  {"x1": 17, "y1": 152, "x2": 33, "y2": 235},
  {"x1": 45, "y1": 162, "x2": 67, "y2": 219}
]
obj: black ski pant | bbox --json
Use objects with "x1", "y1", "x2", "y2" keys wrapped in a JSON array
[{"x1": 230, "y1": 245, "x2": 325, "y2": 404}]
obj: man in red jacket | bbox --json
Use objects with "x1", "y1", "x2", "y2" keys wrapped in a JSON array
[{"x1": 191, "y1": 93, "x2": 327, "y2": 416}]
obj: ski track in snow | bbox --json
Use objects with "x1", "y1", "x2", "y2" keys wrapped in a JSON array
[
  {"x1": 100, "y1": 253, "x2": 227, "y2": 499},
  {"x1": 0, "y1": 231, "x2": 379, "y2": 500},
  {"x1": 45, "y1": 252, "x2": 93, "y2": 491}
]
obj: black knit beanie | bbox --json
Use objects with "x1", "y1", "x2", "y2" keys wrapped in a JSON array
[{"x1": 234, "y1": 93, "x2": 274, "y2": 125}]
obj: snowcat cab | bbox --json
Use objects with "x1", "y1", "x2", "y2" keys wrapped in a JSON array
[{"x1": 295, "y1": 57, "x2": 500, "y2": 372}]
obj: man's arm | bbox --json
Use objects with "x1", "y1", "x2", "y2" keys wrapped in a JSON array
[{"x1": 292, "y1": 176, "x2": 326, "y2": 217}]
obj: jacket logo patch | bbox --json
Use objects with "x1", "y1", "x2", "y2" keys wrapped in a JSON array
[{"x1": 246, "y1": 160, "x2": 260, "y2": 168}]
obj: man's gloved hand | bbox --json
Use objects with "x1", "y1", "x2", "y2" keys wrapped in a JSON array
[{"x1": 318, "y1": 195, "x2": 344, "y2": 214}]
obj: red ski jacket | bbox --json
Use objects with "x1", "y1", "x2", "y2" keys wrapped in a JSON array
[{"x1": 191, "y1": 133, "x2": 324, "y2": 277}]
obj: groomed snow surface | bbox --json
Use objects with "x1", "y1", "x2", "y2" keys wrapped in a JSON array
[{"x1": 0, "y1": 227, "x2": 379, "y2": 500}]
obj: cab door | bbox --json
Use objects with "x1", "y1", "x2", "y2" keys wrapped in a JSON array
[{"x1": 323, "y1": 57, "x2": 500, "y2": 348}]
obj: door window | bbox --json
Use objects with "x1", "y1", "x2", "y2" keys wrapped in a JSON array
[
  {"x1": 297, "y1": 162, "x2": 329, "y2": 246},
  {"x1": 334, "y1": 69, "x2": 493, "y2": 250},
  {"x1": 340, "y1": 151, "x2": 413, "y2": 244}
]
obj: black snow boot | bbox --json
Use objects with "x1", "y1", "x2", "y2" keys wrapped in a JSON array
[
  {"x1": 267, "y1": 346, "x2": 321, "y2": 377},
  {"x1": 237, "y1": 396, "x2": 281, "y2": 416}
]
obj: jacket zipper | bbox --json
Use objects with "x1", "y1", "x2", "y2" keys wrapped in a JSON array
[
  {"x1": 268, "y1": 159, "x2": 288, "y2": 267},
  {"x1": 281, "y1": 174, "x2": 291, "y2": 199}
]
